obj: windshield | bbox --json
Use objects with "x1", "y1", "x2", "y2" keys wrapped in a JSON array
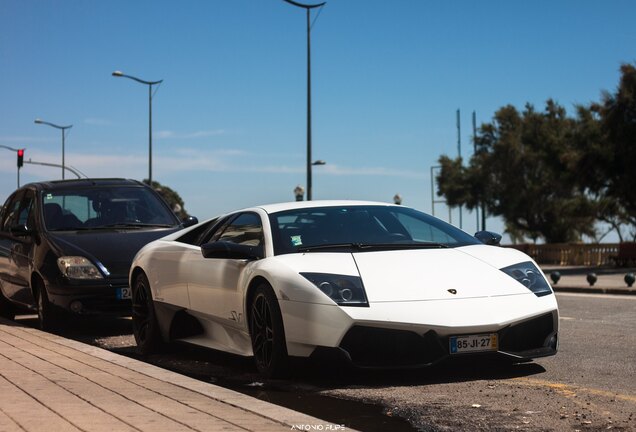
[
  {"x1": 41, "y1": 186, "x2": 179, "y2": 231},
  {"x1": 269, "y1": 205, "x2": 479, "y2": 255}
]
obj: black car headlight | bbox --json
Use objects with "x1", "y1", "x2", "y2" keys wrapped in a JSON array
[
  {"x1": 501, "y1": 261, "x2": 552, "y2": 297},
  {"x1": 301, "y1": 273, "x2": 369, "y2": 307},
  {"x1": 57, "y1": 256, "x2": 104, "y2": 280}
]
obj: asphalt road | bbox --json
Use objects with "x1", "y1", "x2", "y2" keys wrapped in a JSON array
[{"x1": 16, "y1": 292, "x2": 636, "y2": 431}]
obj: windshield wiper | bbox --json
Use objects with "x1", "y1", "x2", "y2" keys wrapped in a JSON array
[
  {"x1": 48, "y1": 226, "x2": 94, "y2": 231},
  {"x1": 297, "y1": 243, "x2": 363, "y2": 252},
  {"x1": 94, "y1": 223, "x2": 174, "y2": 229},
  {"x1": 298, "y1": 242, "x2": 448, "y2": 252}
]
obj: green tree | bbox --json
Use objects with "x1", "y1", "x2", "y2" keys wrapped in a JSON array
[
  {"x1": 596, "y1": 64, "x2": 636, "y2": 231},
  {"x1": 437, "y1": 100, "x2": 598, "y2": 243},
  {"x1": 144, "y1": 179, "x2": 190, "y2": 220}
]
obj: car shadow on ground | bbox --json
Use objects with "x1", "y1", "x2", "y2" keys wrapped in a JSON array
[
  {"x1": 14, "y1": 314, "x2": 546, "y2": 390},
  {"x1": 10, "y1": 315, "x2": 547, "y2": 432}
]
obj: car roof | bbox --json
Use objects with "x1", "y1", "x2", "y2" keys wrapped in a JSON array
[
  {"x1": 20, "y1": 178, "x2": 147, "y2": 191},
  {"x1": 251, "y1": 200, "x2": 400, "y2": 215}
]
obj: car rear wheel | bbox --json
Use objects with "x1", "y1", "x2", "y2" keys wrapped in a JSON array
[
  {"x1": 249, "y1": 283, "x2": 288, "y2": 378},
  {"x1": 132, "y1": 272, "x2": 163, "y2": 355}
]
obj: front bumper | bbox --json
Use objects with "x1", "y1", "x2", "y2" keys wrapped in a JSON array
[
  {"x1": 45, "y1": 277, "x2": 131, "y2": 315},
  {"x1": 336, "y1": 311, "x2": 558, "y2": 368},
  {"x1": 280, "y1": 293, "x2": 559, "y2": 367}
]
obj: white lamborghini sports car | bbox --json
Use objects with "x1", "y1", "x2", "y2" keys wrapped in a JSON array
[{"x1": 129, "y1": 201, "x2": 558, "y2": 377}]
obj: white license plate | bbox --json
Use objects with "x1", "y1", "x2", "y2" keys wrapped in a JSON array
[
  {"x1": 449, "y1": 333, "x2": 498, "y2": 354},
  {"x1": 116, "y1": 287, "x2": 132, "y2": 300}
]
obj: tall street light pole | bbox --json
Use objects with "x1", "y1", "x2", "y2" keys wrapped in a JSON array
[
  {"x1": 283, "y1": 0, "x2": 325, "y2": 201},
  {"x1": 34, "y1": 119, "x2": 72, "y2": 179},
  {"x1": 112, "y1": 70, "x2": 163, "y2": 186}
]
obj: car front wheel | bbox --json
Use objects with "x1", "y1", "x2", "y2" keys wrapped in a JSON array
[
  {"x1": 249, "y1": 282, "x2": 288, "y2": 378},
  {"x1": 132, "y1": 272, "x2": 164, "y2": 355},
  {"x1": 35, "y1": 282, "x2": 62, "y2": 332},
  {"x1": 0, "y1": 289, "x2": 15, "y2": 320}
]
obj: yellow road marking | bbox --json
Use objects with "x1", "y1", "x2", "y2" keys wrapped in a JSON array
[{"x1": 507, "y1": 377, "x2": 636, "y2": 404}]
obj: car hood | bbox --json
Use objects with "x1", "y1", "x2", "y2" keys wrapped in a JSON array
[
  {"x1": 48, "y1": 228, "x2": 180, "y2": 279},
  {"x1": 352, "y1": 247, "x2": 533, "y2": 302},
  {"x1": 275, "y1": 245, "x2": 538, "y2": 303}
]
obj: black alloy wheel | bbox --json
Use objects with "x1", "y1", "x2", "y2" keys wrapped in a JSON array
[
  {"x1": 249, "y1": 283, "x2": 288, "y2": 378},
  {"x1": 0, "y1": 289, "x2": 15, "y2": 320},
  {"x1": 132, "y1": 272, "x2": 163, "y2": 355},
  {"x1": 35, "y1": 282, "x2": 61, "y2": 332}
]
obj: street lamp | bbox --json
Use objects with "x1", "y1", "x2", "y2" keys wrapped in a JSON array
[
  {"x1": 34, "y1": 118, "x2": 72, "y2": 179},
  {"x1": 283, "y1": 0, "x2": 326, "y2": 201},
  {"x1": 112, "y1": 70, "x2": 163, "y2": 186},
  {"x1": 293, "y1": 160, "x2": 326, "y2": 201}
]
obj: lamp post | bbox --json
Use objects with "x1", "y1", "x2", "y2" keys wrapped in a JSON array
[
  {"x1": 112, "y1": 70, "x2": 163, "y2": 186},
  {"x1": 283, "y1": 0, "x2": 326, "y2": 201},
  {"x1": 34, "y1": 119, "x2": 72, "y2": 179},
  {"x1": 293, "y1": 160, "x2": 325, "y2": 201}
]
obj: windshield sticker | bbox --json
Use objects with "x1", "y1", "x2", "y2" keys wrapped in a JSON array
[
  {"x1": 45, "y1": 194, "x2": 53, "y2": 200},
  {"x1": 291, "y1": 235, "x2": 303, "y2": 246}
]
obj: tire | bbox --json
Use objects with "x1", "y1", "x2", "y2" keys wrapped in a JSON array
[
  {"x1": 249, "y1": 283, "x2": 288, "y2": 378},
  {"x1": 132, "y1": 272, "x2": 164, "y2": 355},
  {"x1": 0, "y1": 288, "x2": 15, "y2": 320},
  {"x1": 35, "y1": 282, "x2": 61, "y2": 332}
]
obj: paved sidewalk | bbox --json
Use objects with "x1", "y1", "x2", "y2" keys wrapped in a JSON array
[
  {"x1": 0, "y1": 318, "x2": 344, "y2": 432},
  {"x1": 542, "y1": 266, "x2": 636, "y2": 295}
]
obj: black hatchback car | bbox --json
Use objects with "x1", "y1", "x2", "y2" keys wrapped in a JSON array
[{"x1": 0, "y1": 178, "x2": 196, "y2": 330}]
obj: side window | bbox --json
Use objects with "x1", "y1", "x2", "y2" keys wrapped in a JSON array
[
  {"x1": 18, "y1": 191, "x2": 35, "y2": 229},
  {"x1": 217, "y1": 213, "x2": 263, "y2": 247},
  {"x1": 1, "y1": 192, "x2": 24, "y2": 232},
  {"x1": 174, "y1": 218, "x2": 219, "y2": 246},
  {"x1": 0, "y1": 193, "x2": 22, "y2": 231},
  {"x1": 199, "y1": 216, "x2": 234, "y2": 245}
]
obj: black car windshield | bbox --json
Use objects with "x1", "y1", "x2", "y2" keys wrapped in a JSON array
[
  {"x1": 269, "y1": 205, "x2": 480, "y2": 255},
  {"x1": 42, "y1": 186, "x2": 178, "y2": 231}
]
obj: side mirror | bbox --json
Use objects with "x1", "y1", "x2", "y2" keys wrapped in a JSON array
[
  {"x1": 10, "y1": 224, "x2": 32, "y2": 237},
  {"x1": 475, "y1": 230, "x2": 502, "y2": 246},
  {"x1": 182, "y1": 216, "x2": 199, "y2": 228},
  {"x1": 201, "y1": 241, "x2": 261, "y2": 260}
]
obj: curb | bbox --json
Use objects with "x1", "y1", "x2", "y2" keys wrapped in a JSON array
[{"x1": 552, "y1": 286, "x2": 636, "y2": 295}]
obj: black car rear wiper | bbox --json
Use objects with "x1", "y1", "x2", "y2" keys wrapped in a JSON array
[{"x1": 298, "y1": 242, "x2": 448, "y2": 252}]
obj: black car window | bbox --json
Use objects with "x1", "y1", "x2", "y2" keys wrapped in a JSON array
[
  {"x1": 1, "y1": 192, "x2": 22, "y2": 232},
  {"x1": 18, "y1": 191, "x2": 35, "y2": 230},
  {"x1": 200, "y1": 215, "x2": 236, "y2": 245},
  {"x1": 175, "y1": 217, "x2": 220, "y2": 245},
  {"x1": 0, "y1": 191, "x2": 34, "y2": 232},
  {"x1": 42, "y1": 186, "x2": 178, "y2": 230},
  {"x1": 217, "y1": 213, "x2": 263, "y2": 247}
]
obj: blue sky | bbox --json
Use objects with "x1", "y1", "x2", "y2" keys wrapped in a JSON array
[{"x1": 1, "y1": 0, "x2": 635, "y2": 240}]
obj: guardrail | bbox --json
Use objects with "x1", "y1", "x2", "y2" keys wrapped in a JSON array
[{"x1": 504, "y1": 243, "x2": 622, "y2": 266}]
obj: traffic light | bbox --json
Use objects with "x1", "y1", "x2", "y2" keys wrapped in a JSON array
[{"x1": 17, "y1": 149, "x2": 24, "y2": 168}]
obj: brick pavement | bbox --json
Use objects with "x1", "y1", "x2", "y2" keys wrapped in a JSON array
[{"x1": 0, "y1": 318, "x2": 345, "y2": 432}]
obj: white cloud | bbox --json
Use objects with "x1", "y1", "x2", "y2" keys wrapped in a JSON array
[
  {"x1": 0, "y1": 136, "x2": 53, "y2": 144},
  {"x1": 84, "y1": 118, "x2": 113, "y2": 126},
  {"x1": 155, "y1": 129, "x2": 226, "y2": 139}
]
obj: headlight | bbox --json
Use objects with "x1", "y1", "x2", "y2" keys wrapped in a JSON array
[
  {"x1": 57, "y1": 256, "x2": 104, "y2": 280},
  {"x1": 301, "y1": 273, "x2": 369, "y2": 307},
  {"x1": 501, "y1": 261, "x2": 552, "y2": 297}
]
